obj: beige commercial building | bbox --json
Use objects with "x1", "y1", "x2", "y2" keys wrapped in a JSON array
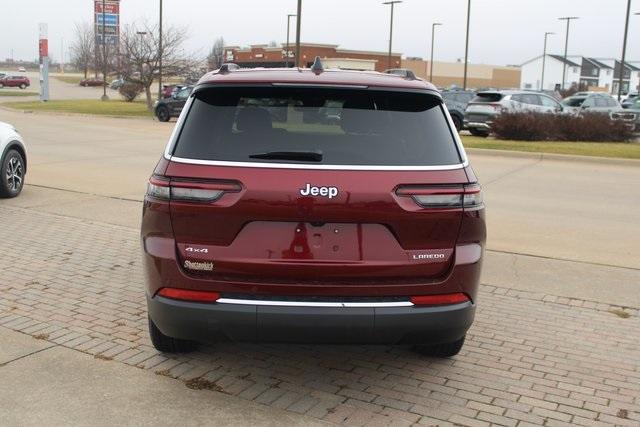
[{"x1": 402, "y1": 58, "x2": 521, "y2": 89}]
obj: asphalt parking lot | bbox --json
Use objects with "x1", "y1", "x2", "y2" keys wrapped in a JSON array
[{"x1": 1, "y1": 109, "x2": 639, "y2": 425}]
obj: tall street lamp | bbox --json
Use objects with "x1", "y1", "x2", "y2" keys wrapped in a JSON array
[
  {"x1": 558, "y1": 16, "x2": 579, "y2": 90},
  {"x1": 541, "y1": 32, "x2": 554, "y2": 91},
  {"x1": 295, "y1": 0, "x2": 302, "y2": 67},
  {"x1": 618, "y1": 2, "x2": 635, "y2": 100},
  {"x1": 463, "y1": 0, "x2": 471, "y2": 90},
  {"x1": 429, "y1": 22, "x2": 442, "y2": 83},
  {"x1": 383, "y1": 1, "x2": 402, "y2": 70},
  {"x1": 158, "y1": 0, "x2": 163, "y2": 101},
  {"x1": 286, "y1": 14, "x2": 297, "y2": 68}
]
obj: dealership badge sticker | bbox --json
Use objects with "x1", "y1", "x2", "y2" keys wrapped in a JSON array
[{"x1": 184, "y1": 260, "x2": 214, "y2": 271}]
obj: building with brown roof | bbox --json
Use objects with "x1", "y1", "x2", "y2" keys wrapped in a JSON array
[{"x1": 223, "y1": 43, "x2": 401, "y2": 72}]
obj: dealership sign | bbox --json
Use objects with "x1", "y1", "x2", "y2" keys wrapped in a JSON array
[
  {"x1": 39, "y1": 23, "x2": 49, "y2": 101},
  {"x1": 94, "y1": 0, "x2": 120, "y2": 46}
]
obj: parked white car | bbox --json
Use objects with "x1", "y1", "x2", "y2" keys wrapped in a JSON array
[{"x1": 0, "y1": 121, "x2": 27, "y2": 197}]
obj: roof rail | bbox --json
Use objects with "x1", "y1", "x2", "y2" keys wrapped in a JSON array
[
  {"x1": 310, "y1": 56, "x2": 324, "y2": 74},
  {"x1": 218, "y1": 63, "x2": 240, "y2": 74}
]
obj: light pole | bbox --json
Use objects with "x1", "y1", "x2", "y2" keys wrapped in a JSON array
[
  {"x1": 463, "y1": 0, "x2": 471, "y2": 90},
  {"x1": 541, "y1": 32, "x2": 554, "y2": 91},
  {"x1": 617, "y1": 1, "x2": 634, "y2": 101},
  {"x1": 558, "y1": 16, "x2": 579, "y2": 90},
  {"x1": 158, "y1": 0, "x2": 163, "y2": 101},
  {"x1": 429, "y1": 22, "x2": 442, "y2": 83},
  {"x1": 383, "y1": 1, "x2": 402, "y2": 70},
  {"x1": 295, "y1": 0, "x2": 302, "y2": 67},
  {"x1": 286, "y1": 14, "x2": 296, "y2": 68}
]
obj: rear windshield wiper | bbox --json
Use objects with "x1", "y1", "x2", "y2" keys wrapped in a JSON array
[{"x1": 249, "y1": 150, "x2": 323, "y2": 162}]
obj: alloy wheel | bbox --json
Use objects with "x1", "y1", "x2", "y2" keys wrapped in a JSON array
[{"x1": 6, "y1": 156, "x2": 23, "y2": 193}]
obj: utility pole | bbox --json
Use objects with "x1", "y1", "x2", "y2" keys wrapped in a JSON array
[
  {"x1": 463, "y1": 0, "x2": 471, "y2": 90},
  {"x1": 286, "y1": 14, "x2": 296, "y2": 68},
  {"x1": 541, "y1": 32, "x2": 554, "y2": 90},
  {"x1": 383, "y1": 1, "x2": 402, "y2": 70},
  {"x1": 295, "y1": 0, "x2": 302, "y2": 67},
  {"x1": 101, "y1": 0, "x2": 108, "y2": 100},
  {"x1": 429, "y1": 22, "x2": 442, "y2": 83},
  {"x1": 158, "y1": 0, "x2": 163, "y2": 101},
  {"x1": 617, "y1": 0, "x2": 632, "y2": 101},
  {"x1": 558, "y1": 16, "x2": 578, "y2": 90}
]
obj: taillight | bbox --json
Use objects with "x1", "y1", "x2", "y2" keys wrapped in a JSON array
[
  {"x1": 462, "y1": 184, "x2": 483, "y2": 210},
  {"x1": 488, "y1": 103, "x2": 503, "y2": 112},
  {"x1": 411, "y1": 293, "x2": 470, "y2": 306},
  {"x1": 146, "y1": 176, "x2": 241, "y2": 203},
  {"x1": 157, "y1": 287, "x2": 220, "y2": 303},
  {"x1": 396, "y1": 184, "x2": 483, "y2": 210},
  {"x1": 147, "y1": 176, "x2": 171, "y2": 200}
]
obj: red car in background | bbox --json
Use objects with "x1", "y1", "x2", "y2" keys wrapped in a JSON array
[
  {"x1": 162, "y1": 84, "x2": 187, "y2": 99},
  {"x1": 79, "y1": 78, "x2": 104, "y2": 87},
  {"x1": 142, "y1": 60, "x2": 486, "y2": 357},
  {"x1": 0, "y1": 75, "x2": 30, "y2": 89}
]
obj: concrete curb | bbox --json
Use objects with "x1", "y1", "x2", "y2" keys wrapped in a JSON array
[
  {"x1": 0, "y1": 104, "x2": 156, "y2": 121},
  {"x1": 466, "y1": 147, "x2": 640, "y2": 167}
]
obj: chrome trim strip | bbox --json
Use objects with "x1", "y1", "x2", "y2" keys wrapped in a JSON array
[
  {"x1": 166, "y1": 156, "x2": 468, "y2": 171},
  {"x1": 442, "y1": 104, "x2": 469, "y2": 165},
  {"x1": 216, "y1": 298, "x2": 414, "y2": 308},
  {"x1": 164, "y1": 95, "x2": 195, "y2": 159}
]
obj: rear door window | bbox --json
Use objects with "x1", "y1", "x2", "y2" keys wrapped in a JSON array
[
  {"x1": 522, "y1": 94, "x2": 541, "y2": 105},
  {"x1": 594, "y1": 97, "x2": 608, "y2": 107},
  {"x1": 540, "y1": 95, "x2": 560, "y2": 108},
  {"x1": 172, "y1": 87, "x2": 462, "y2": 167}
]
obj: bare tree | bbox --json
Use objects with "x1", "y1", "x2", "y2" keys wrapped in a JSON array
[
  {"x1": 70, "y1": 22, "x2": 95, "y2": 78},
  {"x1": 206, "y1": 37, "x2": 225, "y2": 70},
  {"x1": 117, "y1": 22, "x2": 191, "y2": 109}
]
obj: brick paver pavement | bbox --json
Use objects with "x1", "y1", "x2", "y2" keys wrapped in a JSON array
[{"x1": 1, "y1": 204, "x2": 639, "y2": 426}]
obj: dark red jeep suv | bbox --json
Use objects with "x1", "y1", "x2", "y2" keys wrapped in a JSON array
[{"x1": 142, "y1": 61, "x2": 486, "y2": 357}]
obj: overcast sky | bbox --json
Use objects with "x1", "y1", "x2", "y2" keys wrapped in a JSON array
[{"x1": 1, "y1": 0, "x2": 639, "y2": 65}]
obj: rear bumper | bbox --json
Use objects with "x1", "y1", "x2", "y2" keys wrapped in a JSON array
[
  {"x1": 464, "y1": 121, "x2": 492, "y2": 130},
  {"x1": 148, "y1": 295, "x2": 475, "y2": 345}
]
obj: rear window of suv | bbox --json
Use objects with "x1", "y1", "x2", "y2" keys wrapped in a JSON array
[
  {"x1": 171, "y1": 86, "x2": 462, "y2": 167},
  {"x1": 470, "y1": 93, "x2": 504, "y2": 103}
]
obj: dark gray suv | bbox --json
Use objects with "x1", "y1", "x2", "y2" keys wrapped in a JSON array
[{"x1": 442, "y1": 90, "x2": 475, "y2": 131}]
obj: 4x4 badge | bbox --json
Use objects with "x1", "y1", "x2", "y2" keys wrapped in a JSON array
[{"x1": 300, "y1": 183, "x2": 339, "y2": 199}]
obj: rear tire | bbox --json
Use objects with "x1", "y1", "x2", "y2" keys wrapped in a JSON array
[
  {"x1": 19, "y1": 84, "x2": 26, "y2": 89},
  {"x1": 412, "y1": 335, "x2": 465, "y2": 358},
  {"x1": 148, "y1": 316, "x2": 196, "y2": 353},
  {"x1": 469, "y1": 128, "x2": 489, "y2": 137},
  {"x1": 0, "y1": 83, "x2": 4, "y2": 88},
  {"x1": 451, "y1": 115, "x2": 463, "y2": 132},
  {"x1": 156, "y1": 106, "x2": 170, "y2": 122}
]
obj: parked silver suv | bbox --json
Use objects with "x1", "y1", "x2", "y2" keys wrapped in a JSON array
[
  {"x1": 561, "y1": 92, "x2": 620, "y2": 115},
  {"x1": 464, "y1": 90, "x2": 563, "y2": 137}
]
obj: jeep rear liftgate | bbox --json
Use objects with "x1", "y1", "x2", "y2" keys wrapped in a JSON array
[{"x1": 162, "y1": 164, "x2": 469, "y2": 283}]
